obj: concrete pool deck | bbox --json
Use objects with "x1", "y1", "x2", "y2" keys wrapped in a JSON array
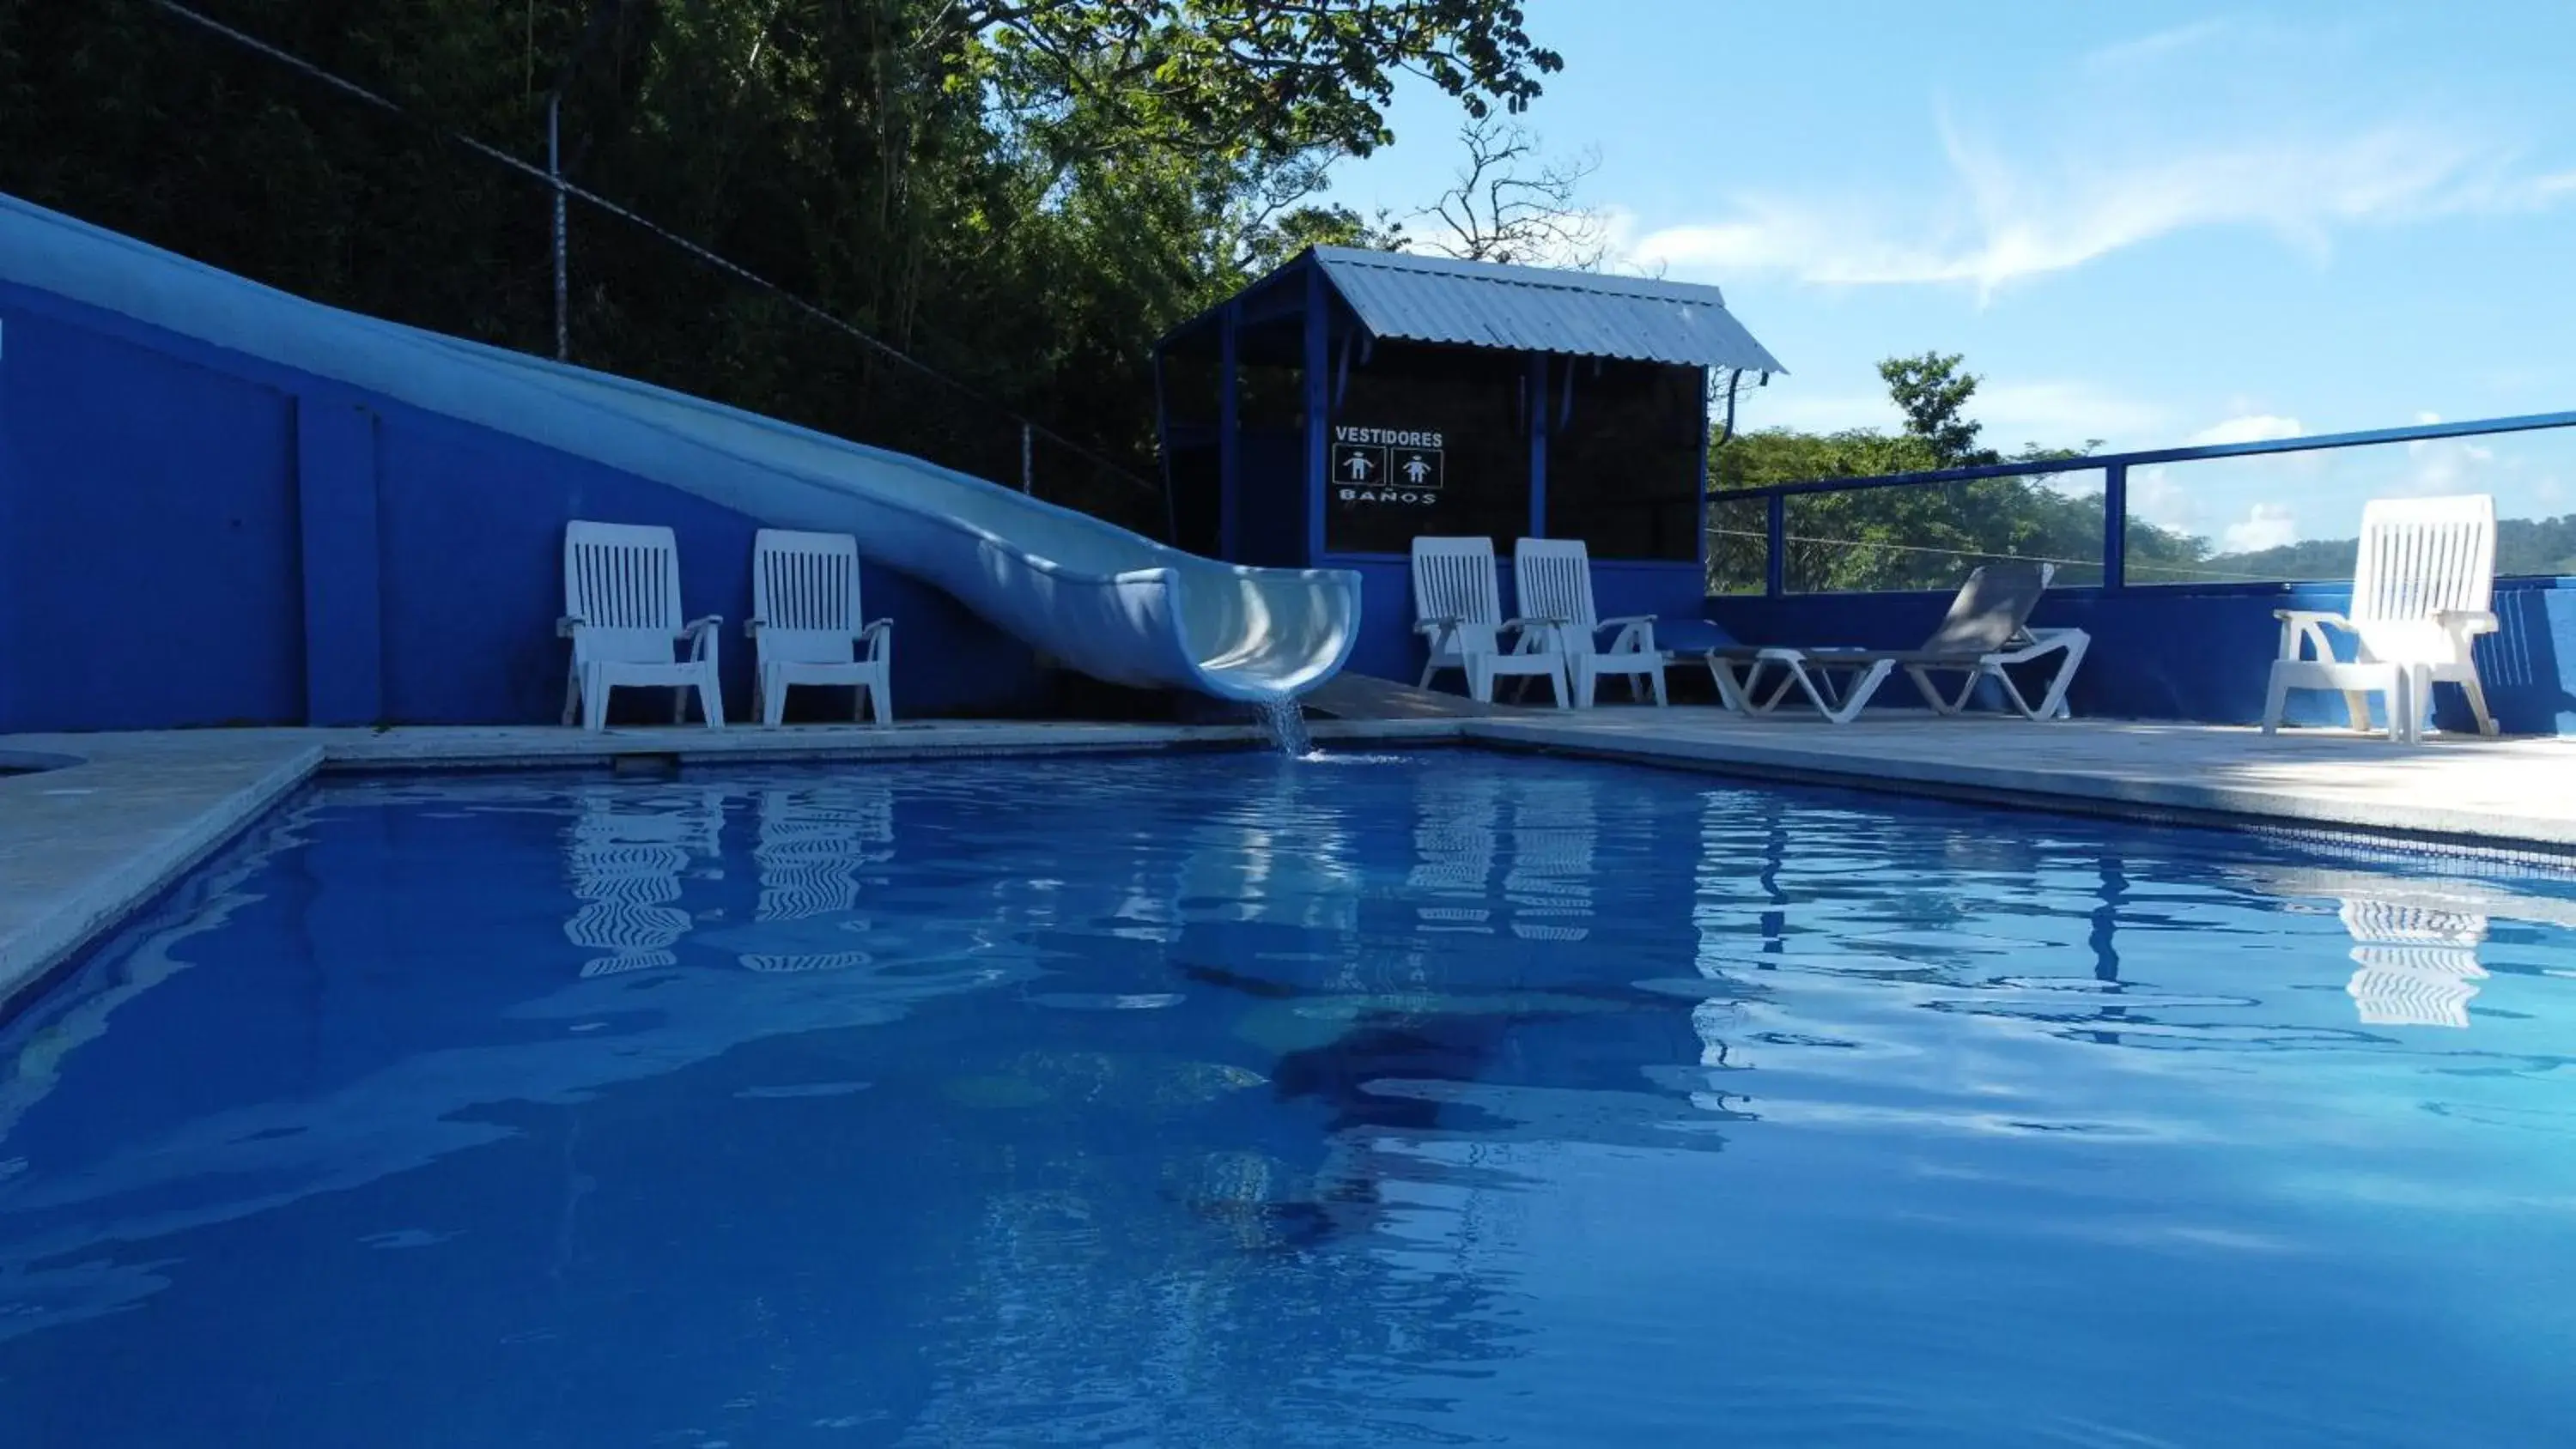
[
  {"x1": 1479, "y1": 710, "x2": 2576, "y2": 850},
  {"x1": 6, "y1": 704, "x2": 2576, "y2": 1014}
]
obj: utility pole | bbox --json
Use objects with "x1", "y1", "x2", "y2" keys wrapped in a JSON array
[
  {"x1": 546, "y1": 0, "x2": 624, "y2": 362},
  {"x1": 548, "y1": 93, "x2": 568, "y2": 361}
]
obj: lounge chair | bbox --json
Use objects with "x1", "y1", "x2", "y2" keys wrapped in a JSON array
[
  {"x1": 1704, "y1": 561, "x2": 2087, "y2": 724},
  {"x1": 1512, "y1": 537, "x2": 1668, "y2": 707},
  {"x1": 559, "y1": 520, "x2": 724, "y2": 731},
  {"x1": 2261, "y1": 494, "x2": 2499, "y2": 744},
  {"x1": 746, "y1": 529, "x2": 893, "y2": 726},
  {"x1": 1411, "y1": 536, "x2": 1568, "y2": 706}
]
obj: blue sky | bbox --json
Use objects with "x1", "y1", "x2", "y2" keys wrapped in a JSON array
[{"x1": 1322, "y1": 3, "x2": 2576, "y2": 548}]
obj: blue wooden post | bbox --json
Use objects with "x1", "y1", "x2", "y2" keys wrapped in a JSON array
[
  {"x1": 1151, "y1": 350, "x2": 1175, "y2": 543},
  {"x1": 1765, "y1": 493, "x2": 1787, "y2": 596},
  {"x1": 1696, "y1": 367, "x2": 1713, "y2": 581},
  {"x1": 1528, "y1": 354, "x2": 1550, "y2": 541},
  {"x1": 1217, "y1": 302, "x2": 1240, "y2": 561},
  {"x1": 2102, "y1": 462, "x2": 2129, "y2": 591},
  {"x1": 1303, "y1": 267, "x2": 1328, "y2": 566},
  {"x1": 0, "y1": 313, "x2": 15, "y2": 730}
]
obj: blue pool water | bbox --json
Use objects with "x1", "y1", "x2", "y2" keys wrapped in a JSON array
[{"x1": 3, "y1": 750, "x2": 2574, "y2": 1446}]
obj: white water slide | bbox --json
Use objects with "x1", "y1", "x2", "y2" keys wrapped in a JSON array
[{"x1": 0, "y1": 196, "x2": 1359, "y2": 701}]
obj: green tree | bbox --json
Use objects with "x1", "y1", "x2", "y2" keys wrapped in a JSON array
[
  {"x1": 1878, "y1": 351, "x2": 1998, "y2": 467},
  {"x1": 1239, "y1": 203, "x2": 1408, "y2": 272},
  {"x1": 1710, "y1": 354, "x2": 2208, "y2": 593},
  {"x1": 963, "y1": 0, "x2": 1561, "y2": 163},
  {"x1": 2208, "y1": 515, "x2": 2576, "y2": 583},
  {"x1": 0, "y1": 0, "x2": 1560, "y2": 534}
]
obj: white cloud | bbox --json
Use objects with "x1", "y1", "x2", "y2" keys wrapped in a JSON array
[
  {"x1": 2402, "y1": 432, "x2": 2500, "y2": 496},
  {"x1": 1728, "y1": 377, "x2": 2160, "y2": 448},
  {"x1": 2223, "y1": 503, "x2": 2300, "y2": 553},
  {"x1": 1627, "y1": 21, "x2": 2574, "y2": 296},
  {"x1": 1634, "y1": 124, "x2": 2560, "y2": 296},
  {"x1": 1972, "y1": 382, "x2": 2166, "y2": 446},
  {"x1": 2134, "y1": 411, "x2": 2574, "y2": 543},
  {"x1": 2128, "y1": 465, "x2": 2188, "y2": 530},
  {"x1": 2134, "y1": 415, "x2": 2330, "y2": 541},
  {"x1": 2080, "y1": 19, "x2": 2239, "y2": 74},
  {"x1": 1735, "y1": 389, "x2": 1896, "y2": 434},
  {"x1": 2190, "y1": 415, "x2": 2306, "y2": 446}
]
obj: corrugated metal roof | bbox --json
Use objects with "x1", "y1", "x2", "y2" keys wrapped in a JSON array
[{"x1": 1309, "y1": 247, "x2": 1787, "y2": 373}]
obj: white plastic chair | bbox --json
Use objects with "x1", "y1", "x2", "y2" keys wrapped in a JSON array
[
  {"x1": 1512, "y1": 538, "x2": 1668, "y2": 708},
  {"x1": 746, "y1": 530, "x2": 892, "y2": 726},
  {"x1": 2262, "y1": 494, "x2": 2500, "y2": 744},
  {"x1": 1410, "y1": 537, "x2": 1566, "y2": 706},
  {"x1": 562, "y1": 785, "x2": 725, "y2": 976},
  {"x1": 558, "y1": 521, "x2": 723, "y2": 731}
]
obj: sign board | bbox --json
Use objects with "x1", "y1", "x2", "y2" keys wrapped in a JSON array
[
  {"x1": 1391, "y1": 443, "x2": 1443, "y2": 491},
  {"x1": 1329, "y1": 440, "x2": 1386, "y2": 488},
  {"x1": 1331, "y1": 424, "x2": 1445, "y2": 507}
]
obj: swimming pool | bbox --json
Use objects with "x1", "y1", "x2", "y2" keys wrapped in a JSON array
[{"x1": 2, "y1": 750, "x2": 2571, "y2": 1446}]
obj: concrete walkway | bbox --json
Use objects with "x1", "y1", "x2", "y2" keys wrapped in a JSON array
[
  {"x1": 7, "y1": 706, "x2": 2574, "y2": 1015},
  {"x1": 0, "y1": 732, "x2": 322, "y2": 1015},
  {"x1": 1481, "y1": 709, "x2": 2576, "y2": 851}
]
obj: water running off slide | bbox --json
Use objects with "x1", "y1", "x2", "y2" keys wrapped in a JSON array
[{"x1": 0, "y1": 195, "x2": 1361, "y2": 703}]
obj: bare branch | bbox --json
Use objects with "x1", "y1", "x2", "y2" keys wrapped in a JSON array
[{"x1": 1411, "y1": 116, "x2": 1607, "y2": 270}]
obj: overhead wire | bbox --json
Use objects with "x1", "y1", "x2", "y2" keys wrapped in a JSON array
[{"x1": 148, "y1": 0, "x2": 1163, "y2": 498}]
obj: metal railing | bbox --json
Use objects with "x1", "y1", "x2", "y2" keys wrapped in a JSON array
[{"x1": 1708, "y1": 409, "x2": 2576, "y2": 597}]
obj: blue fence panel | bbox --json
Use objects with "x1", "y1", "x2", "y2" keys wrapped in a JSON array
[
  {"x1": 1710, "y1": 409, "x2": 2576, "y2": 598},
  {"x1": 1703, "y1": 409, "x2": 2576, "y2": 734}
]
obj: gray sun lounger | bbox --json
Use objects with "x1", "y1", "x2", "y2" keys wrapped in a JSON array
[{"x1": 1704, "y1": 561, "x2": 2089, "y2": 724}]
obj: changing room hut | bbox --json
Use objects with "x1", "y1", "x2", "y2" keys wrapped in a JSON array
[{"x1": 1152, "y1": 246, "x2": 1786, "y2": 684}]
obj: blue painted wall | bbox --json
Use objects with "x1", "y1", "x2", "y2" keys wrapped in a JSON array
[
  {"x1": 2, "y1": 310, "x2": 307, "y2": 730},
  {"x1": 1704, "y1": 579, "x2": 2576, "y2": 735},
  {"x1": 1589, "y1": 561, "x2": 1711, "y2": 634},
  {"x1": 1331, "y1": 560, "x2": 1417, "y2": 683},
  {"x1": 0, "y1": 278, "x2": 1044, "y2": 732}
]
